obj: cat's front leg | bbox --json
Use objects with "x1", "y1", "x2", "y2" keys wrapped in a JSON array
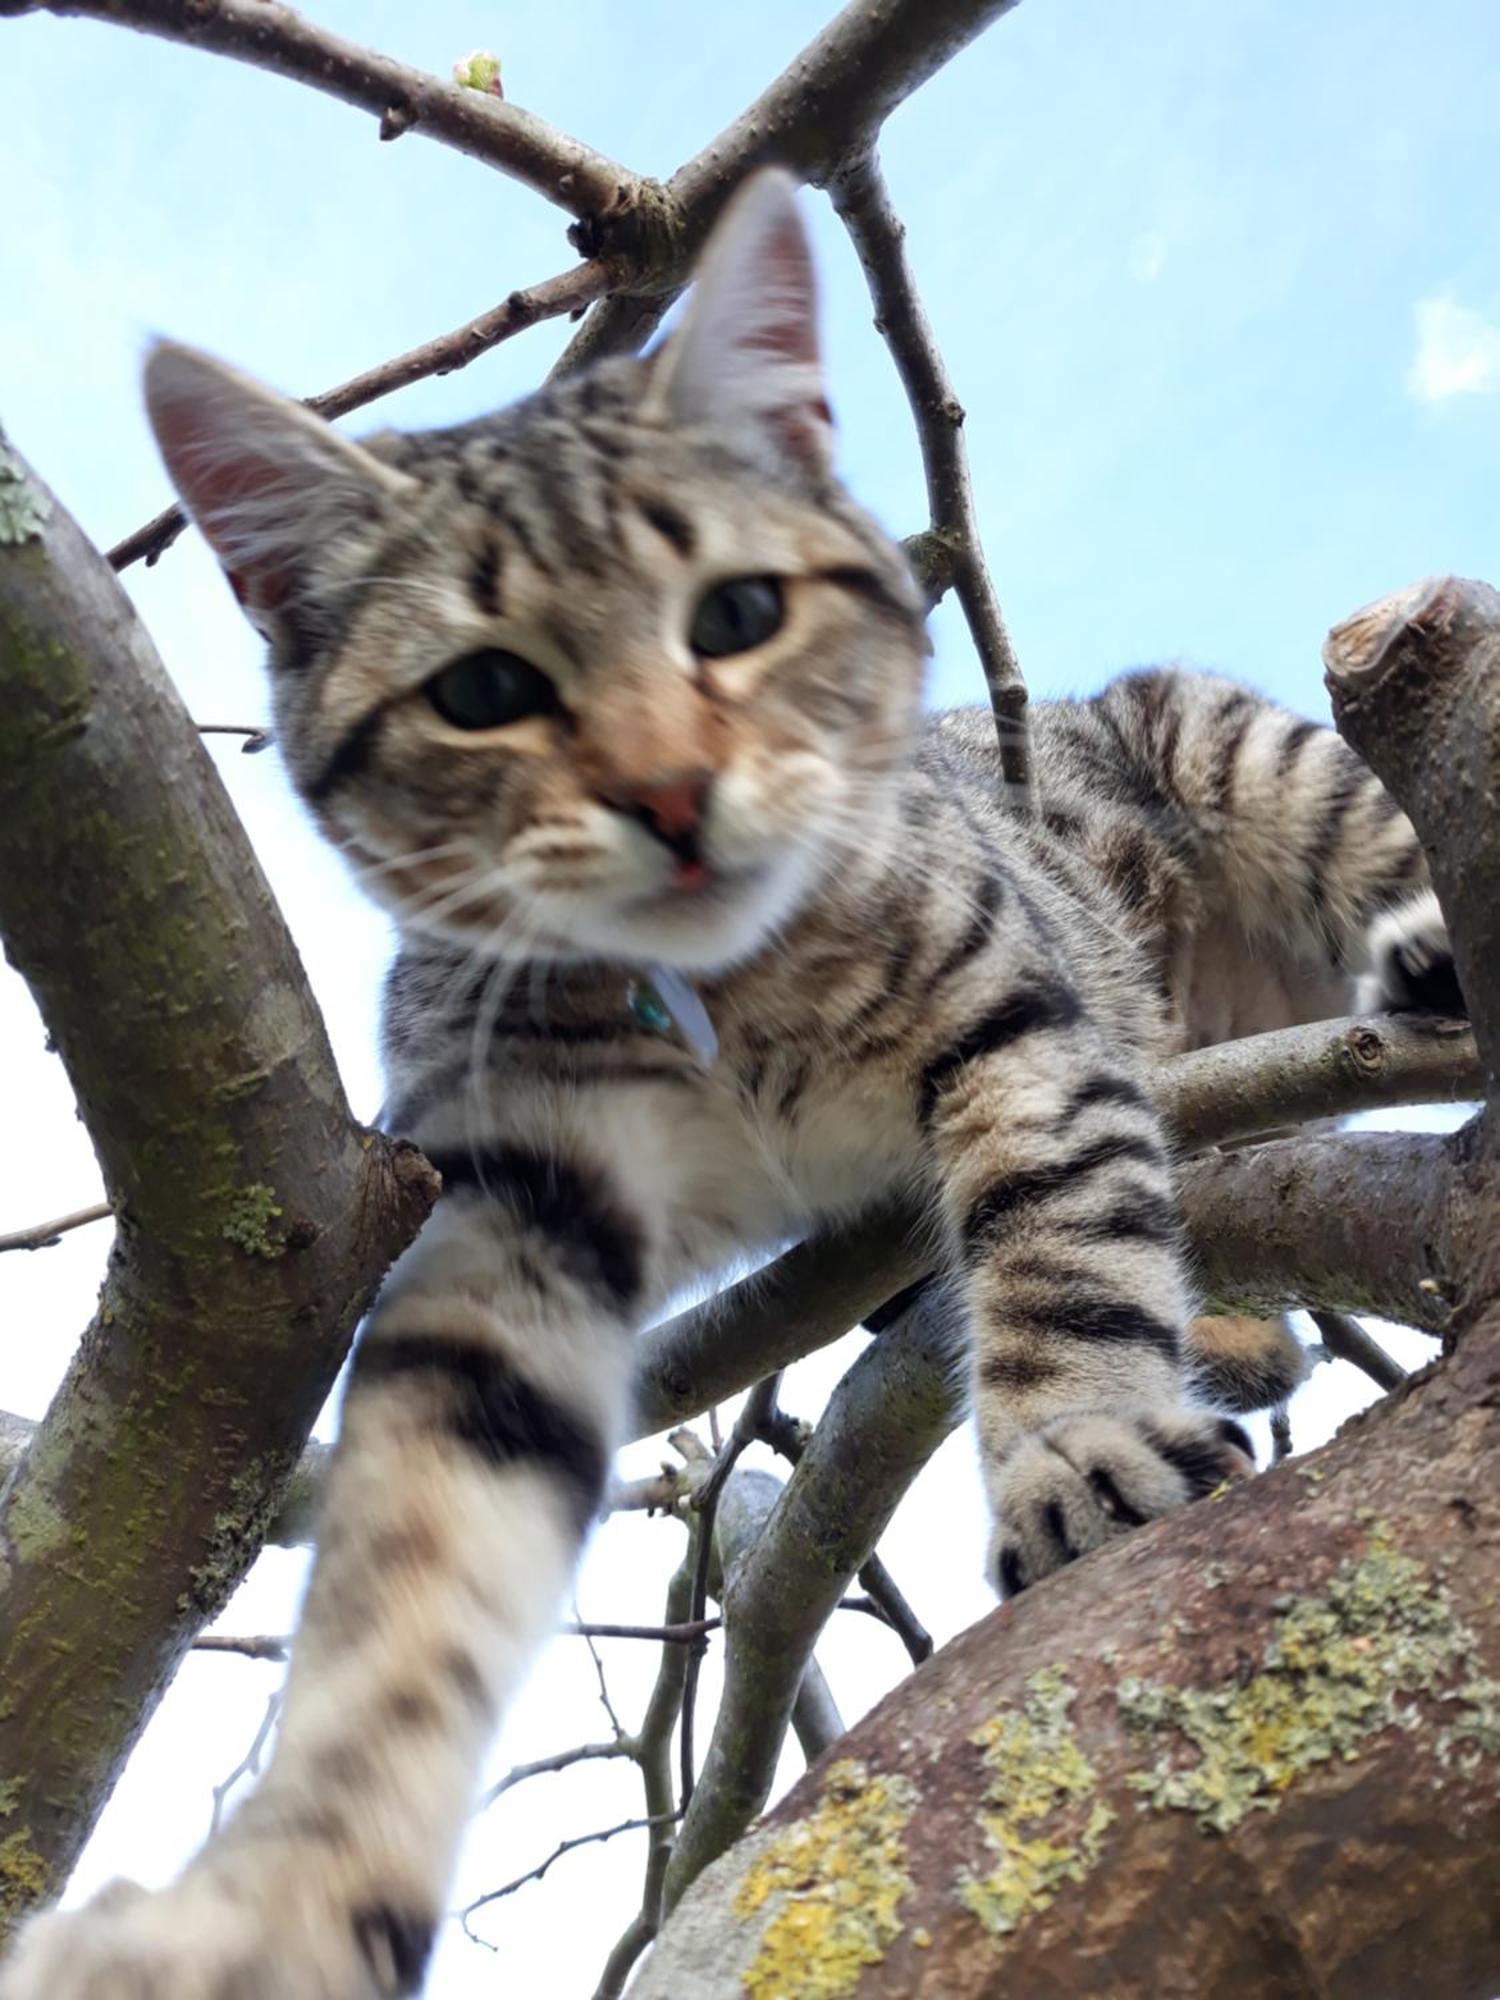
[
  {"x1": 0, "y1": 1143, "x2": 647, "y2": 2000},
  {"x1": 918, "y1": 975, "x2": 1254, "y2": 1596}
]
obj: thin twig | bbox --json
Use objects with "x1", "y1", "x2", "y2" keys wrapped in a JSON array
[
  {"x1": 580, "y1": 1609, "x2": 626, "y2": 1741},
  {"x1": 679, "y1": 1374, "x2": 782, "y2": 1811},
  {"x1": 195, "y1": 1621, "x2": 721, "y2": 1668},
  {"x1": 195, "y1": 723, "x2": 273, "y2": 754},
  {"x1": 1310, "y1": 1309, "x2": 1407, "y2": 1394},
  {"x1": 0, "y1": 1201, "x2": 111, "y2": 1255},
  {"x1": 566, "y1": 1618, "x2": 721, "y2": 1644},
  {"x1": 108, "y1": 261, "x2": 611, "y2": 572},
  {"x1": 590, "y1": 1533, "x2": 701, "y2": 1999},
  {"x1": 193, "y1": 1633, "x2": 289, "y2": 1662},
  {"x1": 459, "y1": 1813, "x2": 682, "y2": 1944},
  {"x1": 477, "y1": 1739, "x2": 636, "y2": 1813},
  {"x1": 209, "y1": 1690, "x2": 281, "y2": 1836},
  {"x1": 829, "y1": 146, "x2": 1030, "y2": 806}
]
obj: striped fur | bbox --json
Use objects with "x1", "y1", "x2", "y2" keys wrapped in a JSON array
[{"x1": 4, "y1": 172, "x2": 1458, "y2": 1998}]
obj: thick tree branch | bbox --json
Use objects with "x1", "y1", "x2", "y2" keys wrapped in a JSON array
[
  {"x1": 1157, "y1": 1011, "x2": 1477, "y2": 1153},
  {"x1": 0, "y1": 440, "x2": 436, "y2": 1927},
  {"x1": 1326, "y1": 578, "x2": 1500, "y2": 1102},
  {"x1": 830, "y1": 148, "x2": 1029, "y2": 801},
  {"x1": 557, "y1": 0, "x2": 1025, "y2": 371},
  {"x1": 637, "y1": 1300, "x2": 1500, "y2": 1996},
  {"x1": 1182, "y1": 1131, "x2": 1456, "y2": 1332},
  {"x1": 711, "y1": 1467, "x2": 847, "y2": 1766},
  {"x1": 2, "y1": 0, "x2": 638, "y2": 221}
]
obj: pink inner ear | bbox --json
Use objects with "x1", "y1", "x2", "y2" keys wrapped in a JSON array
[
  {"x1": 152, "y1": 414, "x2": 296, "y2": 610},
  {"x1": 743, "y1": 219, "x2": 819, "y2": 366},
  {"x1": 740, "y1": 214, "x2": 834, "y2": 464}
]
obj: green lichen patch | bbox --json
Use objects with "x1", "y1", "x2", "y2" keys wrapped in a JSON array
[
  {"x1": 956, "y1": 1666, "x2": 1114, "y2": 1939},
  {"x1": 1117, "y1": 1535, "x2": 1500, "y2": 1832},
  {"x1": 220, "y1": 1183, "x2": 284, "y2": 1259},
  {"x1": 732, "y1": 1758, "x2": 917, "y2": 1998},
  {"x1": 0, "y1": 444, "x2": 51, "y2": 544},
  {"x1": 0, "y1": 1827, "x2": 49, "y2": 1920}
]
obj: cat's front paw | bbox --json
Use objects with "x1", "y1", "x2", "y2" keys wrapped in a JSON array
[
  {"x1": 0, "y1": 1868, "x2": 427, "y2": 2000},
  {"x1": 1359, "y1": 890, "x2": 1464, "y2": 1017},
  {"x1": 989, "y1": 1408, "x2": 1254, "y2": 1597}
]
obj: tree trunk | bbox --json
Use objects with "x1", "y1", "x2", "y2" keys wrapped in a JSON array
[{"x1": 0, "y1": 441, "x2": 436, "y2": 1928}]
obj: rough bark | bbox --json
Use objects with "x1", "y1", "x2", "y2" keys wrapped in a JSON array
[
  {"x1": 636, "y1": 1309, "x2": 1500, "y2": 1999},
  {"x1": 639, "y1": 573, "x2": 1500, "y2": 1996},
  {"x1": 0, "y1": 443, "x2": 436, "y2": 1926}
]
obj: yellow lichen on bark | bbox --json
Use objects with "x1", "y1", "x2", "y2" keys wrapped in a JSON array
[{"x1": 733, "y1": 1759, "x2": 917, "y2": 1998}]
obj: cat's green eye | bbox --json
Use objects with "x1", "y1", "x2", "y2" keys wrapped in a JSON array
[
  {"x1": 689, "y1": 577, "x2": 784, "y2": 659},
  {"x1": 424, "y1": 649, "x2": 559, "y2": 731}
]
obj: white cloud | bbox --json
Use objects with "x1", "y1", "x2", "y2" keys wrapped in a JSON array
[{"x1": 1409, "y1": 295, "x2": 1500, "y2": 401}]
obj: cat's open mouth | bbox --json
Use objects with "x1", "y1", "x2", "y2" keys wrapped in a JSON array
[{"x1": 629, "y1": 858, "x2": 766, "y2": 914}]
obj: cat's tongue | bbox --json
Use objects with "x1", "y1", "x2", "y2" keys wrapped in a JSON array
[{"x1": 672, "y1": 859, "x2": 709, "y2": 892}]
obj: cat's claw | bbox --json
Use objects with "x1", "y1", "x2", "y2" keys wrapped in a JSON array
[
  {"x1": 1360, "y1": 890, "x2": 1464, "y2": 1017},
  {"x1": 990, "y1": 1408, "x2": 1255, "y2": 1597},
  {"x1": 0, "y1": 1870, "x2": 413, "y2": 2000}
]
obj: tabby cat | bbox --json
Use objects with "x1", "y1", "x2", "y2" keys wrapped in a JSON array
[{"x1": 1, "y1": 171, "x2": 1454, "y2": 1999}]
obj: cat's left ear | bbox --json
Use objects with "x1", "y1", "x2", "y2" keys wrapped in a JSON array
[{"x1": 650, "y1": 169, "x2": 833, "y2": 476}]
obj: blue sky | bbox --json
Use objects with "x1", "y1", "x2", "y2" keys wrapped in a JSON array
[
  {"x1": 5, "y1": 0, "x2": 1499, "y2": 721},
  {"x1": 0, "y1": 2, "x2": 1495, "y2": 1993}
]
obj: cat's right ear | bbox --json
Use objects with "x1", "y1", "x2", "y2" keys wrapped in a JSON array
[
  {"x1": 142, "y1": 341, "x2": 417, "y2": 624},
  {"x1": 647, "y1": 169, "x2": 833, "y2": 477}
]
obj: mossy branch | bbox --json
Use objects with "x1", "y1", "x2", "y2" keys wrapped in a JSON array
[{"x1": 0, "y1": 439, "x2": 436, "y2": 1930}]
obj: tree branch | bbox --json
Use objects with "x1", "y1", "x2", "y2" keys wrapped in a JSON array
[
  {"x1": 556, "y1": 0, "x2": 1025, "y2": 371},
  {"x1": 0, "y1": 1200, "x2": 110, "y2": 1254},
  {"x1": 4, "y1": 0, "x2": 638, "y2": 221},
  {"x1": 460, "y1": 1814, "x2": 682, "y2": 1943},
  {"x1": 0, "y1": 439, "x2": 437, "y2": 1928},
  {"x1": 1157, "y1": 1011, "x2": 1477, "y2": 1153},
  {"x1": 637, "y1": 1305, "x2": 1500, "y2": 1996},
  {"x1": 663, "y1": 1292, "x2": 959, "y2": 1911},
  {"x1": 1309, "y1": 1309, "x2": 1407, "y2": 1394},
  {"x1": 108, "y1": 261, "x2": 611, "y2": 573},
  {"x1": 1182, "y1": 1130, "x2": 1456, "y2": 1333},
  {"x1": 1326, "y1": 578, "x2": 1500, "y2": 1105},
  {"x1": 711, "y1": 1467, "x2": 847, "y2": 1766},
  {"x1": 633, "y1": 1016, "x2": 1479, "y2": 1437},
  {"x1": 830, "y1": 147, "x2": 1029, "y2": 801}
]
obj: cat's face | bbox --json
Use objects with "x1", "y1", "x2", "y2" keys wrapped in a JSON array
[{"x1": 144, "y1": 173, "x2": 927, "y2": 973}]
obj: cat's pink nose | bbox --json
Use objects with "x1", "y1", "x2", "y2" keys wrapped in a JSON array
[{"x1": 602, "y1": 772, "x2": 712, "y2": 846}]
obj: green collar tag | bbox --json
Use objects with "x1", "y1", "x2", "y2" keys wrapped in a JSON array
[
  {"x1": 627, "y1": 977, "x2": 675, "y2": 1036},
  {"x1": 626, "y1": 966, "x2": 719, "y2": 1066}
]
